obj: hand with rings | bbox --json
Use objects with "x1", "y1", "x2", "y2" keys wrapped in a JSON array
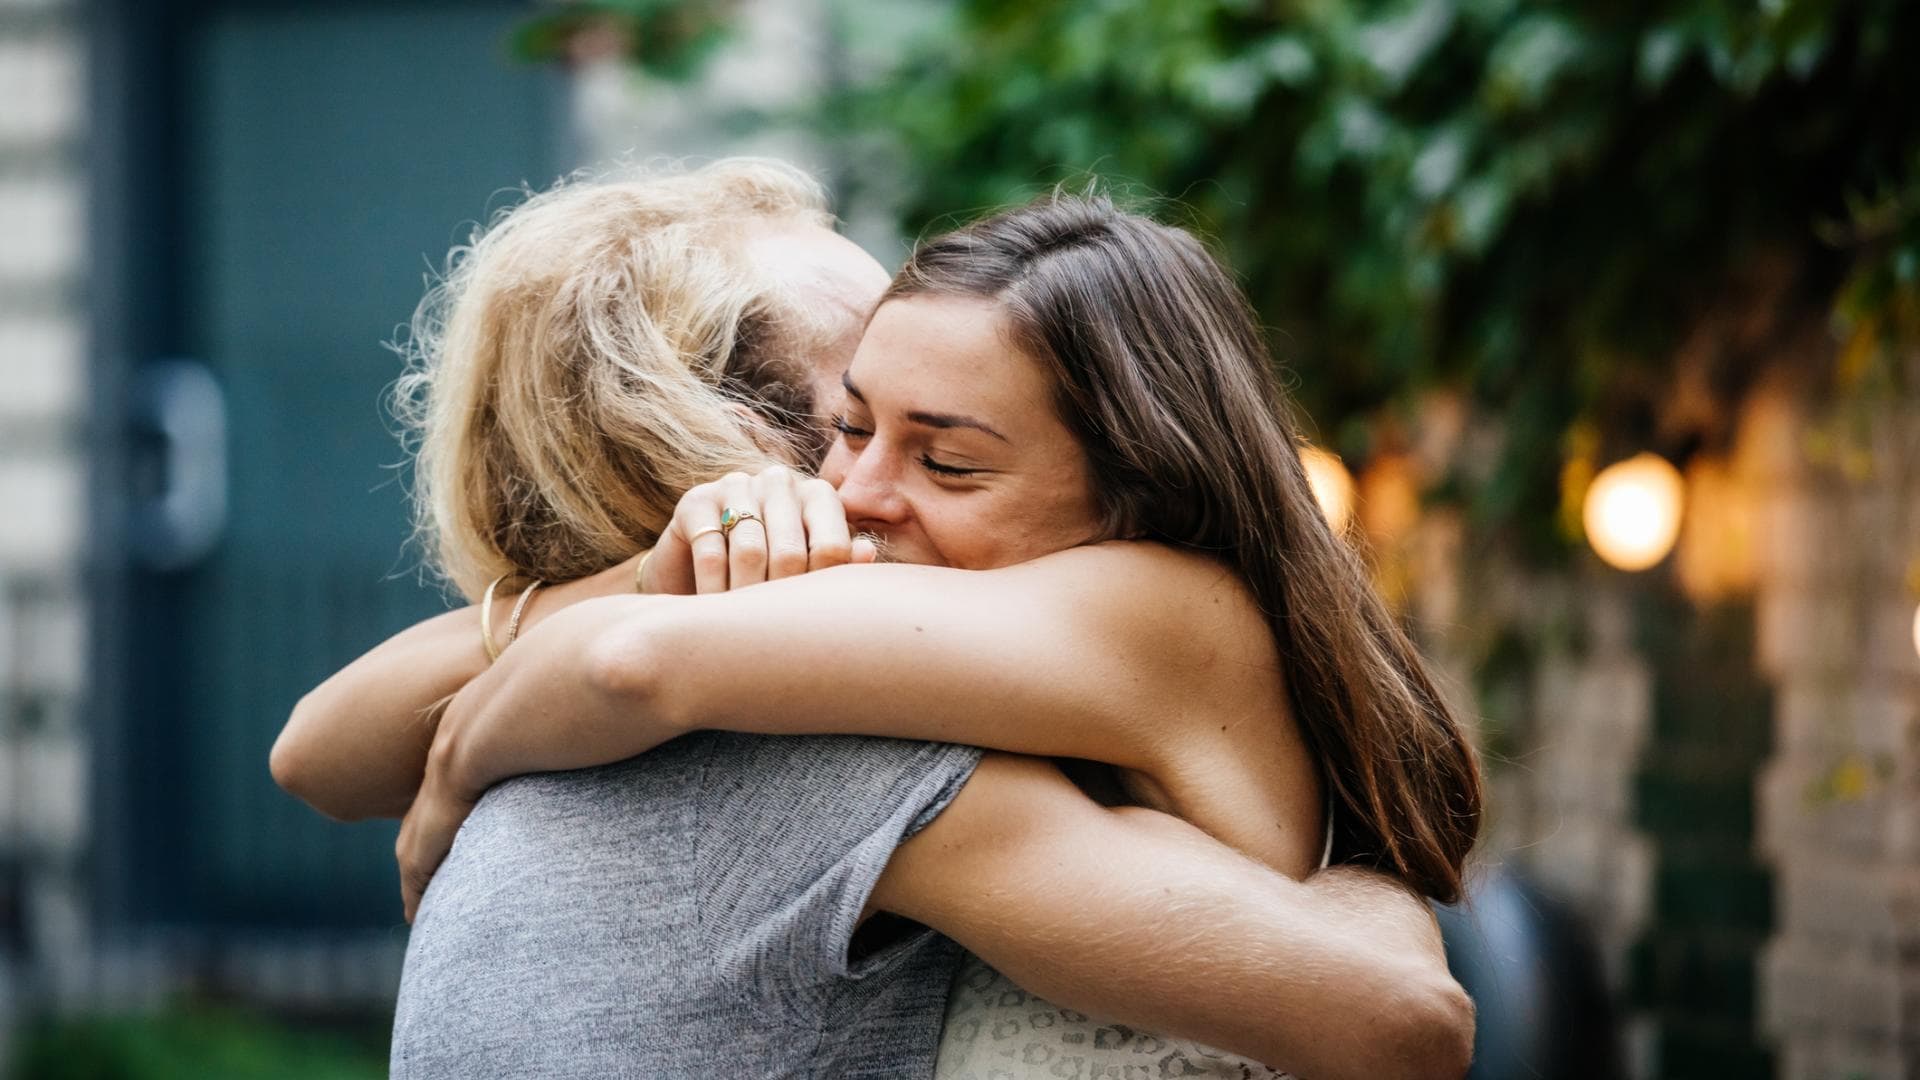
[{"x1": 640, "y1": 465, "x2": 877, "y2": 594}]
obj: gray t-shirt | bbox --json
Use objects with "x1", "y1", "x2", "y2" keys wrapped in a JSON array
[{"x1": 390, "y1": 732, "x2": 983, "y2": 1079}]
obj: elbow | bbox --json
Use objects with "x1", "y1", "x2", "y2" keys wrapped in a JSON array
[
  {"x1": 269, "y1": 701, "x2": 318, "y2": 803},
  {"x1": 580, "y1": 609, "x2": 684, "y2": 735},
  {"x1": 1379, "y1": 971, "x2": 1476, "y2": 1080},
  {"x1": 270, "y1": 696, "x2": 365, "y2": 823}
]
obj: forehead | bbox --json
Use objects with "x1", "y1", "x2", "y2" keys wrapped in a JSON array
[{"x1": 851, "y1": 296, "x2": 1056, "y2": 420}]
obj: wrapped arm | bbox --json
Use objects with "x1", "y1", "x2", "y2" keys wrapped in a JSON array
[
  {"x1": 273, "y1": 466, "x2": 870, "y2": 822},
  {"x1": 270, "y1": 555, "x2": 642, "y2": 821},
  {"x1": 874, "y1": 753, "x2": 1475, "y2": 1080},
  {"x1": 439, "y1": 545, "x2": 1309, "y2": 861}
]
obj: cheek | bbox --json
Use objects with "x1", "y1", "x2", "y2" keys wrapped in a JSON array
[
  {"x1": 1013, "y1": 468, "x2": 1104, "y2": 551},
  {"x1": 916, "y1": 498, "x2": 1003, "y2": 568},
  {"x1": 937, "y1": 479, "x2": 1101, "y2": 570}
]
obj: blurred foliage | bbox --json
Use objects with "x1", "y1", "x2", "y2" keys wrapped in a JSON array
[
  {"x1": 10, "y1": 1006, "x2": 386, "y2": 1080},
  {"x1": 527, "y1": 0, "x2": 1920, "y2": 558},
  {"x1": 513, "y1": 0, "x2": 740, "y2": 77}
]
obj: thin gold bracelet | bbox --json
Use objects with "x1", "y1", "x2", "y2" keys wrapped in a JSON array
[
  {"x1": 504, "y1": 579, "x2": 544, "y2": 649},
  {"x1": 479, "y1": 574, "x2": 508, "y2": 662},
  {"x1": 634, "y1": 548, "x2": 654, "y2": 593}
]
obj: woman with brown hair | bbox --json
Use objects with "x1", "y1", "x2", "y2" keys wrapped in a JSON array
[
  {"x1": 406, "y1": 193, "x2": 1481, "y2": 905},
  {"x1": 276, "y1": 166, "x2": 1477, "y2": 1078}
]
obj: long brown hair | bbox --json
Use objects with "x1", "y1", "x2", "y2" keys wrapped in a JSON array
[{"x1": 889, "y1": 195, "x2": 1483, "y2": 902}]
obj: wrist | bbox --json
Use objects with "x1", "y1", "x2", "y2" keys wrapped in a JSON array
[
  {"x1": 429, "y1": 679, "x2": 504, "y2": 801},
  {"x1": 424, "y1": 715, "x2": 479, "y2": 803}
]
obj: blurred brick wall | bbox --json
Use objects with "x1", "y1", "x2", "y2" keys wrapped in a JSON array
[
  {"x1": 1411, "y1": 396, "x2": 1781, "y2": 1079},
  {"x1": 1403, "y1": 402, "x2": 1663, "y2": 1074},
  {"x1": 1629, "y1": 594, "x2": 1774, "y2": 1079},
  {"x1": 1452, "y1": 379, "x2": 1920, "y2": 1080},
  {"x1": 0, "y1": 0, "x2": 90, "y2": 1056},
  {"x1": 1751, "y1": 389, "x2": 1920, "y2": 1080}
]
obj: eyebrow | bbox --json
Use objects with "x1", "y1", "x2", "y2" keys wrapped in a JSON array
[{"x1": 842, "y1": 372, "x2": 1010, "y2": 442}]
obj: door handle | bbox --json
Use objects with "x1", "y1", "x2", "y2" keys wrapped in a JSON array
[{"x1": 129, "y1": 359, "x2": 228, "y2": 571}]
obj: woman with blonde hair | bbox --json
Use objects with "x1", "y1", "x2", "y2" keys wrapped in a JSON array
[
  {"x1": 279, "y1": 158, "x2": 885, "y2": 814},
  {"x1": 275, "y1": 161, "x2": 1475, "y2": 1079}
]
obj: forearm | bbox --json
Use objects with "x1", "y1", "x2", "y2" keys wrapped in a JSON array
[
  {"x1": 433, "y1": 582, "x2": 1155, "y2": 804},
  {"x1": 273, "y1": 606, "x2": 484, "y2": 820},
  {"x1": 446, "y1": 558, "x2": 1299, "y2": 862},
  {"x1": 434, "y1": 594, "x2": 686, "y2": 797},
  {"x1": 953, "y1": 843, "x2": 1466, "y2": 1079},
  {"x1": 272, "y1": 559, "x2": 640, "y2": 820},
  {"x1": 976, "y1": 869, "x2": 1461, "y2": 1079},
  {"x1": 876, "y1": 756, "x2": 1473, "y2": 1080},
  {"x1": 584, "y1": 557, "x2": 1184, "y2": 770}
]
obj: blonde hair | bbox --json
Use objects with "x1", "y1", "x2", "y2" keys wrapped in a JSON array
[{"x1": 392, "y1": 159, "x2": 834, "y2": 600}]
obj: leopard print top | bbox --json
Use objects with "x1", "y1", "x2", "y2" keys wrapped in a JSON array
[{"x1": 933, "y1": 955, "x2": 1294, "y2": 1080}]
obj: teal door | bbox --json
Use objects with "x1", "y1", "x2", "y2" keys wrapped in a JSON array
[{"x1": 103, "y1": 0, "x2": 568, "y2": 930}]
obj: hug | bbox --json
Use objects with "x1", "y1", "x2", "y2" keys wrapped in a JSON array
[{"x1": 271, "y1": 158, "x2": 1483, "y2": 1079}]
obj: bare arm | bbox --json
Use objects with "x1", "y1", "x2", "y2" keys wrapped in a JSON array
[
  {"x1": 437, "y1": 546, "x2": 1314, "y2": 863},
  {"x1": 599, "y1": 548, "x2": 1247, "y2": 772},
  {"x1": 396, "y1": 543, "x2": 1321, "y2": 913},
  {"x1": 270, "y1": 556, "x2": 642, "y2": 821},
  {"x1": 873, "y1": 754, "x2": 1474, "y2": 1080},
  {"x1": 271, "y1": 468, "x2": 874, "y2": 822}
]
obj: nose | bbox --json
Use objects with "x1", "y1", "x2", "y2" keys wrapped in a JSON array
[{"x1": 832, "y1": 439, "x2": 911, "y2": 532}]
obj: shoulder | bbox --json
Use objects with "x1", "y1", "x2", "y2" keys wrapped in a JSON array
[
  {"x1": 1001, "y1": 541, "x2": 1281, "y2": 701},
  {"x1": 1009, "y1": 545, "x2": 1320, "y2": 868},
  {"x1": 1009, "y1": 541, "x2": 1266, "y2": 633}
]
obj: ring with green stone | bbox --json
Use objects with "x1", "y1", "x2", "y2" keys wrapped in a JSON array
[{"x1": 719, "y1": 507, "x2": 760, "y2": 538}]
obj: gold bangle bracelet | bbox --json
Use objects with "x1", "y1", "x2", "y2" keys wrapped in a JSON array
[
  {"x1": 480, "y1": 574, "x2": 508, "y2": 662},
  {"x1": 635, "y1": 548, "x2": 653, "y2": 593},
  {"x1": 505, "y1": 579, "x2": 543, "y2": 649}
]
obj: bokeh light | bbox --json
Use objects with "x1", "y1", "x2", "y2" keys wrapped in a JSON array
[
  {"x1": 1301, "y1": 446, "x2": 1355, "y2": 534},
  {"x1": 1582, "y1": 453, "x2": 1685, "y2": 571}
]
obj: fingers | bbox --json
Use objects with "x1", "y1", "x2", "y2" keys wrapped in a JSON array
[
  {"x1": 755, "y1": 467, "x2": 810, "y2": 581},
  {"x1": 395, "y1": 772, "x2": 480, "y2": 924},
  {"x1": 720, "y1": 472, "x2": 768, "y2": 589},
  {"x1": 667, "y1": 466, "x2": 852, "y2": 593},
  {"x1": 799, "y1": 476, "x2": 855, "y2": 571},
  {"x1": 401, "y1": 865, "x2": 426, "y2": 925},
  {"x1": 397, "y1": 814, "x2": 438, "y2": 924},
  {"x1": 851, "y1": 534, "x2": 880, "y2": 564},
  {"x1": 673, "y1": 481, "x2": 730, "y2": 595}
]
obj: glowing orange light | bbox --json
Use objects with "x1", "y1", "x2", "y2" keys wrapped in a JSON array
[
  {"x1": 1358, "y1": 452, "x2": 1421, "y2": 546},
  {"x1": 1301, "y1": 446, "x2": 1355, "y2": 534},
  {"x1": 1582, "y1": 453, "x2": 1685, "y2": 571}
]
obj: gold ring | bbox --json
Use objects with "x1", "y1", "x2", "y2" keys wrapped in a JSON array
[
  {"x1": 686, "y1": 525, "x2": 724, "y2": 544},
  {"x1": 719, "y1": 507, "x2": 761, "y2": 538}
]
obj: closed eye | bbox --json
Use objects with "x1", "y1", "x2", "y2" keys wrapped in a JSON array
[
  {"x1": 919, "y1": 455, "x2": 983, "y2": 477},
  {"x1": 831, "y1": 415, "x2": 872, "y2": 441}
]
